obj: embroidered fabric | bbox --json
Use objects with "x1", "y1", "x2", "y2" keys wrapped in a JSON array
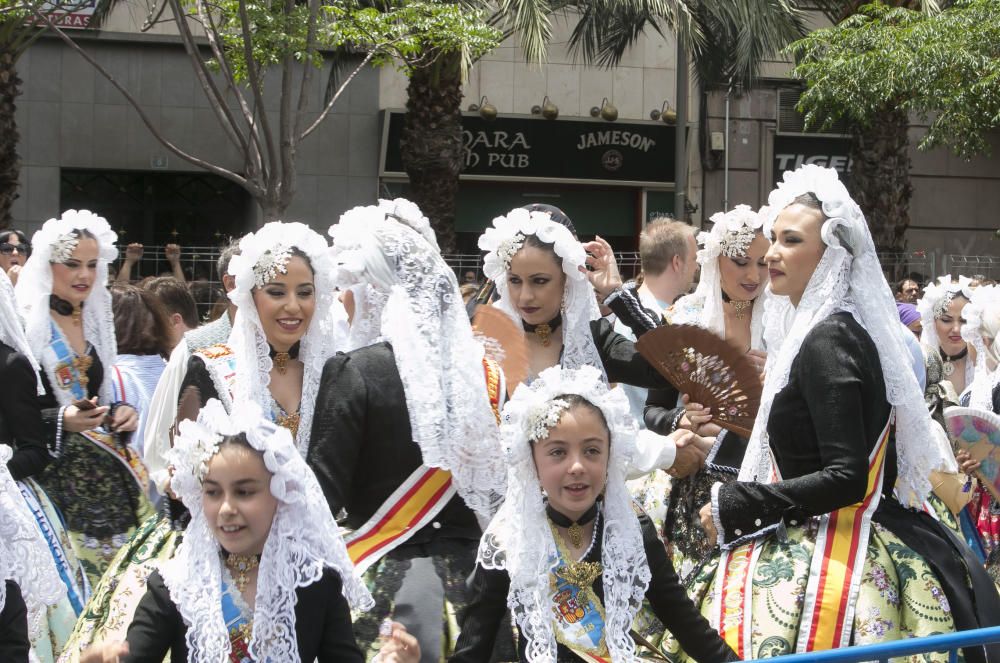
[
  {"x1": 477, "y1": 366, "x2": 650, "y2": 662},
  {"x1": 329, "y1": 204, "x2": 505, "y2": 518},
  {"x1": 669, "y1": 204, "x2": 768, "y2": 349},
  {"x1": 0, "y1": 269, "x2": 44, "y2": 394},
  {"x1": 478, "y1": 207, "x2": 605, "y2": 379},
  {"x1": 918, "y1": 275, "x2": 975, "y2": 387},
  {"x1": 161, "y1": 399, "x2": 373, "y2": 663},
  {"x1": 0, "y1": 445, "x2": 65, "y2": 641},
  {"x1": 962, "y1": 284, "x2": 1000, "y2": 411},
  {"x1": 15, "y1": 210, "x2": 118, "y2": 406},
  {"x1": 738, "y1": 165, "x2": 956, "y2": 507},
  {"x1": 226, "y1": 221, "x2": 344, "y2": 456}
]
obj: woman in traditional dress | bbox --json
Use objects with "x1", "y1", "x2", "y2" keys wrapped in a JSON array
[
  {"x1": 954, "y1": 284, "x2": 1000, "y2": 573},
  {"x1": 14, "y1": 210, "x2": 153, "y2": 586},
  {"x1": 79, "y1": 399, "x2": 418, "y2": 663},
  {"x1": 450, "y1": 365, "x2": 738, "y2": 662},
  {"x1": 61, "y1": 220, "x2": 343, "y2": 660},
  {"x1": 643, "y1": 204, "x2": 770, "y2": 578},
  {"x1": 313, "y1": 202, "x2": 508, "y2": 660},
  {"x1": 677, "y1": 165, "x2": 1000, "y2": 662},
  {"x1": 917, "y1": 275, "x2": 975, "y2": 402},
  {"x1": 0, "y1": 268, "x2": 86, "y2": 661}
]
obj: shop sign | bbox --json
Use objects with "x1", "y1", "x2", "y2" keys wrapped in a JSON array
[
  {"x1": 381, "y1": 111, "x2": 676, "y2": 186},
  {"x1": 773, "y1": 135, "x2": 852, "y2": 184}
]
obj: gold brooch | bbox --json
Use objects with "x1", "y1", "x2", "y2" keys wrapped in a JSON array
[{"x1": 556, "y1": 561, "x2": 603, "y2": 605}]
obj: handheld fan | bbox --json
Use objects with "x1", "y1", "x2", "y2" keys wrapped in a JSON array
[
  {"x1": 636, "y1": 324, "x2": 762, "y2": 437},
  {"x1": 473, "y1": 305, "x2": 528, "y2": 392},
  {"x1": 944, "y1": 406, "x2": 1000, "y2": 502}
]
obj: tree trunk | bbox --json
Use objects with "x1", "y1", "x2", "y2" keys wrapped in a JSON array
[
  {"x1": 847, "y1": 107, "x2": 911, "y2": 264},
  {"x1": 400, "y1": 52, "x2": 463, "y2": 253},
  {"x1": 0, "y1": 42, "x2": 22, "y2": 230}
]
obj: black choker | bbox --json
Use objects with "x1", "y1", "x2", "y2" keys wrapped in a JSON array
[
  {"x1": 721, "y1": 291, "x2": 753, "y2": 320},
  {"x1": 940, "y1": 346, "x2": 968, "y2": 378},
  {"x1": 269, "y1": 342, "x2": 300, "y2": 375},
  {"x1": 546, "y1": 499, "x2": 600, "y2": 547},
  {"x1": 49, "y1": 295, "x2": 83, "y2": 325},
  {"x1": 523, "y1": 313, "x2": 562, "y2": 347}
]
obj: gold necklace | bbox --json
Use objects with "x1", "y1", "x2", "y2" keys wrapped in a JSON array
[
  {"x1": 73, "y1": 354, "x2": 93, "y2": 389},
  {"x1": 71, "y1": 304, "x2": 83, "y2": 326},
  {"x1": 731, "y1": 299, "x2": 752, "y2": 320},
  {"x1": 225, "y1": 553, "x2": 260, "y2": 593},
  {"x1": 533, "y1": 323, "x2": 553, "y2": 347},
  {"x1": 272, "y1": 352, "x2": 291, "y2": 374}
]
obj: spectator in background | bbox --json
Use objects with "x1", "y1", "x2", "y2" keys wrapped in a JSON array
[
  {"x1": 115, "y1": 243, "x2": 186, "y2": 284},
  {"x1": 462, "y1": 269, "x2": 479, "y2": 286},
  {"x1": 0, "y1": 229, "x2": 30, "y2": 285},
  {"x1": 895, "y1": 277, "x2": 920, "y2": 303},
  {"x1": 187, "y1": 280, "x2": 227, "y2": 323},
  {"x1": 109, "y1": 285, "x2": 171, "y2": 461},
  {"x1": 144, "y1": 275, "x2": 198, "y2": 349},
  {"x1": 459, "y1": 282, "x2": 477, "y2": 304}
]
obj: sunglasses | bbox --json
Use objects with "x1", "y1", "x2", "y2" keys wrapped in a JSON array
[{"x1": 0, "y1": 242, "x2": 30, "y2": 255}]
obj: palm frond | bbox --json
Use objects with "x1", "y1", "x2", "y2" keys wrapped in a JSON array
[
  {"x1": 567, "y1": 0, "x2": 700, "y2": 68},
  {"x1": 494, "y1": 0, "x2": 554, "y2": 63}
]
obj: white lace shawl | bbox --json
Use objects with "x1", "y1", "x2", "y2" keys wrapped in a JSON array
[
  {"x1": 329, "y1": 206, "x2": 505, "y2": 518},
  {"x1": 918, "y1": 275, "x2": 976, "y2": 388},
  {"x1": 478, "y1": 208, "x2": 604, "y2": 379},
  {"x1": 962, "y1": 284, "x2": 1000, "y2": 411},
  {"x1": 478, "y1": 366, "x2": 649, "y2": 662},
  {"x1": 669, "y1": 204, "x2": 768, "y2": 351},
  {"x1": 0, "y1": 445, "x2": 65, "y2": 642},
  {"x1": 0, "y1": 269, "x2": 43, "y2": 394},
  {"x1": 15, "y1": 210, "x2": 118, "y2": 406},
  {"x1": 161, "y1": 400, "x2": 373, "y2": 663},
  {"x1": 225, "y1": 222, "x2": 343, "y2": 456},
  {"x1": 738, "y1": 165, "x2": 956, "y2": 507}
]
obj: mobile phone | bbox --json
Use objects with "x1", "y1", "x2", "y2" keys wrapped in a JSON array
[{"x1": 72, "y1": 399, "x2": 97, "y2": 410}]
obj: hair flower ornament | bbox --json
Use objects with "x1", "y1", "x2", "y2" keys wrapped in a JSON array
[
  {"x1": 524, "y1": 398, "x2": 570, "y2": 443},
  {"x1": 697, "y1": 204, "x2": 764, "y2": 265},
  {"x1": 479, "y1": 207, "x2": 585, "y2": 282}
]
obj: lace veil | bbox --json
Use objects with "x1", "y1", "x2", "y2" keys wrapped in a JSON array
[
  {"x1": 738, "y1": 165, "x2": 956, "y2": 506},
  {"x1": 0, "y1": 269, "x2": 43, "y2": 394},
  {"x1": 0, "y1": 445, "x2": 65, "y2": 642},
  {"x1": 962, "y1": 284, "x2": 1000, "y2": 410},
  {"x1": 226, "y1": 221, "x2": 343, "y2": 455},
  {"x1": 669, "y1": 204, "x2": 769, "y2": 350},
  {"x1": 161, "y1": 399, "x2": 373, "y2": 662},
  {"x1": 328, "y1": 204, "x2": 504, "y2": 518},
  {"x1": 15, "y1": 210, "x2": 118, "y2": 406},
  {"x1": 478, "y1": 366, "x2": 649, "y2": 662},
  {"x1": 478, "y1": 208, "x2": 604, "y2": 378}
]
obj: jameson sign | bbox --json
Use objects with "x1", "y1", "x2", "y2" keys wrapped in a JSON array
[
  {"x1": 381, "y1": 111, "x2": 676, "y2": 185},
  {"x1": 773, "y1": 135, "x2": 852, "y2": 184}
]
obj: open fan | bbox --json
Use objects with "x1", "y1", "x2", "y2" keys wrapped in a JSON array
[
  {"x1": 473, "y1": 305, "x2": 528, "y2": 392},
  {"x1": 636, "y1": 324, "x2": 762, "y2": 437}
]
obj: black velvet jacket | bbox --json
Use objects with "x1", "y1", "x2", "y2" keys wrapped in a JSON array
[
  {"x1": 450, "y1": 513, "x2": 739, "y2": 663},
  {"x1": 0, "y1": 580, "x2": 28, "y2": 663},
  {"x1": 122, "y1": 568, "x2": 363, "y2": 663},
  {"x1": 34, "y1": 345, "x2": 103, "y2": 452},
  {"x1": 0, "y1": 343, "x2": 50, "y2": 480},
  {"x1": 594, "y1": 286, "x2": 672, "y2": 389}
]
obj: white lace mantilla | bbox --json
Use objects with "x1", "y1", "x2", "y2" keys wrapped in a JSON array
[
  {"x1": 479, "y1": 366, "x2": 649, "y2": 662},
  {"x1": 962, "y1": 284, "x2": 1000, "y2": 411},
  {"x1": 0, "y1": 269, "x2": 43, "y2": 394}
]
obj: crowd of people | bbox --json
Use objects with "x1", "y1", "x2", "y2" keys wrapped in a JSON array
[{"x1": 0, "y1": 164, "x2": 999, "y2": 663}]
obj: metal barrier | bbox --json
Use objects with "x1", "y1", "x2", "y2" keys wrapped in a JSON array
[
  {"x1": 765, "y1": 625, "x2": 1000, "y2": 663},
  {"x1": 877, "y1": 251, "x2": 937, "y2": 284},
  {"x1": 944, "y1": 255, "x2": 1000, "y2": 282}
]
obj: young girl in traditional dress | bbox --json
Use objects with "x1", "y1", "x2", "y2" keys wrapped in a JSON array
[
  {"x1": 685, "y1": 165, "x2": 1000, "y2": 662},
  {"x1": 450, "y1": 365, "x2": 737, "y2": 662},
  {"x1": 79, "y1": 399, "x2": 418, "y2": 662},
  {"x1": 14, "y1": 210, "x2": 153, "y2": 586}
]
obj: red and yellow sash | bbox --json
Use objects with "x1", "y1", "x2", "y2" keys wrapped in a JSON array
[
  {"x1": 345, "y1": 358, "x2": 504, "y2": 575},
  {"x1": 714, "y1": 416, "x2": 892, "y2": 657}
]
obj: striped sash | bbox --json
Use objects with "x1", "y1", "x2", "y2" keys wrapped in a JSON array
[{"x1": 714, "y1": 415, "x2": 893, "y2": 657}]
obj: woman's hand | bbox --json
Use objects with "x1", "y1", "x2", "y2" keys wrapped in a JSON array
[
  {"x1": 79, "y1": 642, "x2": 129, "y2": 663},
  {"x1": 378, "y1": 622, "x2": 421, "y2": 663},
  {"x1": 580, "y1": 235, "x2": 623, "y2": 299},
  {"x1": 956, "y1": 449, "x2": 981, "y2": 475},
  {"x1": 747, "y1": 349, "x2": 767, "y2": 376},
  {"x1": 678, "y1": 394, "x2": 712, "y2": 432},
  {"x1": 109, "y1": 404, "x2": 139, "y2": 433},
  {"x1": 63, "y1": 399, "x2": 110, "y2": 433},
  {"x1": 668, "y1": 430, "x2": 707, "y2": 479},
  {"x1": 699, "y1": 502, "x2": 717, "y2": 542}
]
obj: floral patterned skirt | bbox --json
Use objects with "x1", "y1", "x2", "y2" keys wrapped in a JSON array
[
  {"x1": 661, "y1": 520, "x2": 957, "y2": 661},
  {"x1": 57, "y1": 513, "x2": 178, "y2": 662}
]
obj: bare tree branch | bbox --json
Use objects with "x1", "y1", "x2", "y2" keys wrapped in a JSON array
[
  {"x1": 299, "y1": 50, "x2": 374, "y2": 140},
  {"x1": 237, "y1": 0, "x2": 279, "y2": 182},
  {"x1": 277, "y1": 0, "x2": 296, "y2": 211},
  {"x1": 293, "y1": 0, "x2": 322, "y2": 140}
]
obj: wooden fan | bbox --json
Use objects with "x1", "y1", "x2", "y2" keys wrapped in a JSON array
[
  {"x1": 473, "y1": 305, "x2": 529, "y2": 392},
  {"x1": 636, "y1": 324, "x2": 762, "y2": 437}
]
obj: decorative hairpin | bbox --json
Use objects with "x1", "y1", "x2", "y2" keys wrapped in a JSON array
[
  {"x1": 497, "y1": 233, "x2": 526, "y2": 271},
  {"x1": 720, "y1": 225, "x2": 757, "y2": 259},
  {"x1": 49, "y1": 232, "x2": 79, "y2": 263},
  {"x1": 525, "y1": 398, "x2": 570, "y2": 442},
  {"x1": 252, "y1": 245, "x2": 293, "y2": 288}
]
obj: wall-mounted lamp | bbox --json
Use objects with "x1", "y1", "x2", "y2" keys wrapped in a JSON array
[
  {"x1": 649, "y1": 101, "x2": 677, "y2": 125},
  {"x1": 589, "y1": 97, "x2": 618, "y2": 122},
  {"x1": 530, "y1": 95, "x2": 559, "y2": 120},
  {"x1": 470, "y1": 96, "x2": 498, "y2": 121}
]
